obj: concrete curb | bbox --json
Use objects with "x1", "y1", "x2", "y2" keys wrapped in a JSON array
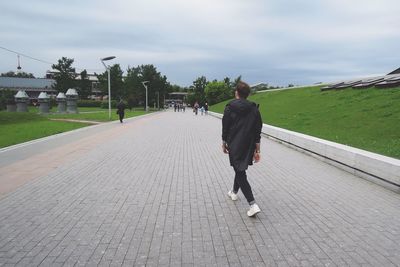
[{"x1": 209, "y1": 111, "x2": 400, "y2": 193}]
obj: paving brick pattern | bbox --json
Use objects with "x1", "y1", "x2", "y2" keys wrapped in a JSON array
[{"x1": 1, "y1": 110, "x2": 400, "y2": 266}]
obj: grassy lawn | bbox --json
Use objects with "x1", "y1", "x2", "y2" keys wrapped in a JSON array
[
  {"x1": 0, "y1": 107, "x2": 153, "y2": 148},
  {"x1": 0, "y1": 112, "x2": 89, "y2": 148},
  {"x1": 210, "y1": 86, "x2": 400, "y2": 159}
]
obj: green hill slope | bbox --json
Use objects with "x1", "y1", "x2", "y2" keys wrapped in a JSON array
[{"x1": 210, "y1": 86, "x2": 400, "y2": 159}]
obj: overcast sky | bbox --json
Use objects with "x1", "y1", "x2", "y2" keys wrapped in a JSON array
[{"x1": 1, "y1": 0, "x2": 399, "y2": 86}]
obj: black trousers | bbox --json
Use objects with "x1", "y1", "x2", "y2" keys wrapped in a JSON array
[
  {"x1": 233, "y1": 169, "x2": 255, "y2": 205},
  {"x1": 118, "y1": 113, "x2": 124, "y2": 123}
]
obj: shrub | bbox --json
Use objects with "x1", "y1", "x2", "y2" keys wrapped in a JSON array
[
  {"x1": 0, "y1": 90, "x2": 16, "y2": 110},
  {"x1": 100, "y1": 100, "x2": 117, "y2": 109},
  {"x1": 49, "y1": 97, "x2": 57, "y2": 109},
  {"x1": 0, "y1": 95, "x2": 5, "y2": 110},
  {"x1": 78, "y1": 100, "x2": 102, "y2": 108}
]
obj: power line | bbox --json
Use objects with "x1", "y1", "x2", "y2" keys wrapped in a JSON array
[
  {"x1": 0, "y1": 46, "x2": 104, "y2": 73},
  {"x1": 0, "y1": 46, "x2": 54, "y2": 65}
]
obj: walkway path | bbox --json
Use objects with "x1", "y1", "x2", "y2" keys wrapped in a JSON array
[{"x1": 0, "y1": 110, "x2": 400, "y2": 266}]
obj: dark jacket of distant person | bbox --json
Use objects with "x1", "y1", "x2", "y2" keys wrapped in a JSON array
[
  {"x1": 222, "y1": 99, "x2": 262, "y2": 171},
  {"x1": 117, "y1": 101, "x2": 126, "y2": 115}
]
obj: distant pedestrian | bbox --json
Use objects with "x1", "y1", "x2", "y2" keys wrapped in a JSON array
[
  {"x1": 174, "y1": 103, "x2": 177, "y2": 112},
  {"x1": 222, "y1": 81, "x2": 263, "y2": 217},
  {"x1": 204, "y1": 102, "x2": 209, "y2": 115},
  {"x1": 200, "y1": 106, "x2": 205, "y2": 115},
  {"x1": 193, "y1": 102, "x2": 199, "y2": 115},
  {"x1": 116, "y1": 100, "x2": 126, "y2": 123}
]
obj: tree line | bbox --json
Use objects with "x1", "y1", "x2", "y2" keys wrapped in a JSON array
[
  {"x1": 1, "y1": 56, "x2": 251, "y2": 107},
  {"x1": 49, "y1": 57, "x2": 172, "y2": 108},
  {"x1": 1, "y1": 71, "x2": 35, "y2": 78},
  {"x1": 49, "y1": 57, "x2": 247, "y2": 107}
]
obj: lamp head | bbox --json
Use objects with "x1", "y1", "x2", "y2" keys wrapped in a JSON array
[{"x1": 101, "y1": 56, "x2": 116, "y2": 61}]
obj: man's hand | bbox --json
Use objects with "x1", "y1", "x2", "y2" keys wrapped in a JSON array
[
  {"x1": 253, "y1": 151, "x2": 260, "y2": 163},
  {"x1": 253, "y1": 143, "x2": 261, "y2": 163},
  {"x1": 222, "y1": 142, "x2": 229, "y2": 154}
]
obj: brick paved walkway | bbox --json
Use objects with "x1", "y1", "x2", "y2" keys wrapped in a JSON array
[{"x1": 1, "y1": 110, "x2": 400, "y2": 266}]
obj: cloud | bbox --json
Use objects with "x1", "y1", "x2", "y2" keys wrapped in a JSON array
[{"x1": 1, "y1": 0, "x2": 399, "y2": 86}]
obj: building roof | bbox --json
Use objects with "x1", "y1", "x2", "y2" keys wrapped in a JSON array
[
  {"x1": 250, "y1": 82, "x2": 269, "y2": 88},
  {"x1": 169, "y1": 92, "x2": 188, "y2": 95},
  {"x1": 0, "y1": 77, "x2": 55, "y2": 89},
  {"x1": 387, "y1": 67, "x2": 400, "y2": 75},
  {"x1": 15, "y1": 90, "x2": 29, "y2": 98}
]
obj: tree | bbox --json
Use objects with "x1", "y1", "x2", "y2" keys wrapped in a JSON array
[
  {"x1": 232, "y1": 75, "x2": 242, "y2": 88},
  {"x1": 170, "y1": 84, "x2": 183, "y2": 92},
  {"x1": 193, "y1": 76, "x2": 208, "y2": 95},
  {"x1": 76, "y1": 70, "x2": 92, "y2": 99},
  {"x1": 124, "y1": 64, "x2": 171, "y2": 108},
  {"x1": 224, "y1": 76, "x2": 236, "y2": 98},
  {"x1": 223, "y1": 77, "x2": 231, "y2": 86},
  {"x1": 96, "y1": 64, "x2": 124, "y2": 100},
  {"x1": 51, "y1": 57, "x2": 77, "y2": 93},
  {"x1": 124, "y1": 66, "x2": 143, "y2": 107},
  {"x1": 1, "y1": 71, "x2": 35, "y2": 78},
  {"x1": 186, "y1": 93, "x2": 197, "y2": 107},
  {"x1": 204, "y1": 81, "x2": 232, "y2": 105},
  {"x1": 188, "y1": 76, "x2": 208, "y2": 105},
  {"x1": 141, "y1": 64, "x2": 169, "y2": 107}
]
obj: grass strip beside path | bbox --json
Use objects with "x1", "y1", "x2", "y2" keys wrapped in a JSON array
[
  {"x1": 0, "y1": 108, "x2": 152, "y2": 148},
  {"x1": 210, "y1": 86, "x2": 400, "y2": 159},
  {"x1": 41, "y1": 108, "x2": 148, "y2": 122},
  {"x1": 0, "y1": 112, "x2": 89, "y2": 148}
]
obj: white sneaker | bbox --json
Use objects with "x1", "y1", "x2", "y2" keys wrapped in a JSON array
[
  {"x1": 227, "y1": 190, "x2": 238, "y2": 201},
  {"x1": 247, "y1": 203, "x2": 261, "y2": 217}
]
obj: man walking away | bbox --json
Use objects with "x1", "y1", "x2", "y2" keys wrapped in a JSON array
[
  {"x1": 194, "y1": 102, "x2": 199, "y2": 115},
  {"x1": 204, "y1": 102, "x2": 209, "y2": 115},
  {"x1": 222, "y1": 81, "x2": 263, "y2": 217},
  {"x1": 116, "y1": 100, "x2": 126, "y2": 123}
]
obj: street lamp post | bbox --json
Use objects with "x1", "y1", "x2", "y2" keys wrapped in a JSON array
[
  {"x1": 156, "y1": 91, "x2": 159, "y2": 110},
  {"x1": 142, "y1": 81, "x2": 149, "y2": 112},
  {"x1": 100, "y1": 56, "x2": 116, "y2": 119}
]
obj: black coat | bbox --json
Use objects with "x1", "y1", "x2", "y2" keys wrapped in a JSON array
[
  {"x1": 222, "y1": 99, "x2": 262, "y2": 171},
  {"x1": 117, "y1": 102, "x2": 126, "y2": 114}
]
